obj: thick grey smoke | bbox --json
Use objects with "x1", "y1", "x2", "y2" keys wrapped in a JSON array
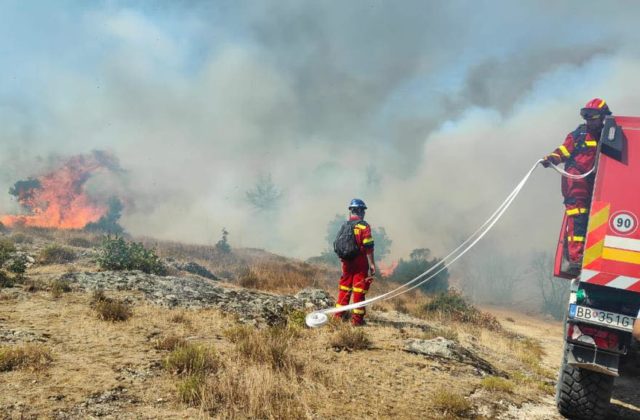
[{"x1": 1, "y1": 1, "x2": 640, "y2": 262}]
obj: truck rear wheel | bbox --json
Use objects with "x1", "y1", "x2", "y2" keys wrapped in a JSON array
[{"x1": 556, "y1": 346, "x2": 614, "y2": 419}]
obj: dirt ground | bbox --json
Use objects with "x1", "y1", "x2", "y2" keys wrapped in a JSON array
[
  {"x1": 1, "y1": 287, "x2": 639, "y2": 419},
  {"x1": 487, "y1": 306, "x2": 640, "y2": 420}
]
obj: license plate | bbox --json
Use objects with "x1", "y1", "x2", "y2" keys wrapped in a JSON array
[{"x1": 569, "y1": 304, "x2": 635, "y2": 332}]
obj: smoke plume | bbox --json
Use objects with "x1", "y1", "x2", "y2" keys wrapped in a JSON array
[{"x1": 1, "y1": 1, "x2": 640, "y2": 263}]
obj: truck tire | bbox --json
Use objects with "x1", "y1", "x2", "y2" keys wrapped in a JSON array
[{"x1": 556, "y1": 348, "x2": 614, "y2": 419}]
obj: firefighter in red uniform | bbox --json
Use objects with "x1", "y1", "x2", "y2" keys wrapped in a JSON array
[
  {"x1": 335, "y1": 199, "x2": 376, "y2": 326},
  {"x1": 542, "y1": 98, "x2": 612, "y2": 272}
]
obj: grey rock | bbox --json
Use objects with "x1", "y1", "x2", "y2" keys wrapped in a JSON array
[
  {"x1": 61, "y1": 271, "x2": 334, "y2": 326},
  {"x1": 404, "y1": 338, "x2": 506, "y2": 377},
  {"x1": 167, "y1": 260, "x2": 219, "y2": 280}
]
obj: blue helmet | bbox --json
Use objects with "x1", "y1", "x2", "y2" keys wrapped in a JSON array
[{"x1": 348, "y1": 198, "x2": 367, "y2": 210}]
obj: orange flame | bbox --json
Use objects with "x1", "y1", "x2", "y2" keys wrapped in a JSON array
[
  {"x1": 1, "y1": 152, "x2": 118, "y2": 229},
  {"x1": 379, "y1": 260, "x2": 399, "y2": 277}
]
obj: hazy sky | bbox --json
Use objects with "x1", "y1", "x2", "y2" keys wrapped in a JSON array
[{"x1": 2, "y1": 1, "x2": 640, "y2": 260}]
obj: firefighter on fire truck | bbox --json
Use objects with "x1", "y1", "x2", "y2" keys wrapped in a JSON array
[{"x1": 542, "y1": 98, "x2": 612, "y2": 273}]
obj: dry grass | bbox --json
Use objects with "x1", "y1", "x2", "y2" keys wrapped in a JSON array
[
  {"x1": 0, "y1": 270, "x2": 14, "y2": 288},
  {"x1": 163, "y1": 343, "x2": 221, "y2": 376},
  {"x1": 420, "y1": 326, "x2": 460, "y2": 342},
  {"x1": 248, "y1": 259, "x2": 319, "y2": 293},
  {"x1": 329, "y1": 325, "x2": 372, "y2": 351},
  {"x1": 66, "y1": 237, "x2": 97, "y2": 248},
  {"x1": 21, "y1": 278, "x2": 45, "y2": 293},
  {"x1": 509, "y1": 336, "x2": 546, "y2": 371},
  {"x1": 224, "y1": 325, "x2": 302, "y2": 372},
  {"x1": 0, "y1": 287, "x2": 559, "y2": 419},
  {"x1": 237, "y1": 268, "x2": 259, "y2": 289},
  {"x1": 0, "y1": 343, "x2": 53, "y2": 372},
  {"x1": 420, "y1": 290, "x2": 502, "y2": 331},
  {"x1": 169, "y1": 311, "x2": 192, "y2": 325},
  {"x1": 38, "y1": 244, "x2": 77, "y2": 264},
  {"x1": 50, "y1": 279, "x2": 72, "y2": 298},
  {"x1": 10, "y1": 232, "x2": 34, "y2": 244},
  {"x1": 198, "y1": 363, "x2": 307, "y2": 418},
  {"x1": 480, "y1": 376, "x2": 514, "y2": 393},
  {"x1": 154, "y1": 335, "x2": 188, "y2": 352},
  {"x1": 91, "y1": 291, "x2": 133, "y2": 322},
  {"x1": 431, "y1": 389, "x2": 472, "y2": 418}
]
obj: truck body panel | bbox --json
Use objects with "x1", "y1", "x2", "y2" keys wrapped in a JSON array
[{"x1": 580, "y1": 116, "x2": 640, "y2": 291}]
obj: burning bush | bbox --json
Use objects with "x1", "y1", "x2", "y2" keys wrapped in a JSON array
[
  {"x1": 97, "y1": 236, "x2": 167, "y2": 275},
  {"x1": 1, "y1": 151, "x2": 124, "y2": 231}
]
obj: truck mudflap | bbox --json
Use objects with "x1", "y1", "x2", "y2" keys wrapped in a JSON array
[{"x1": 567, "y1": 342, "x2": 619, "y2": 376}]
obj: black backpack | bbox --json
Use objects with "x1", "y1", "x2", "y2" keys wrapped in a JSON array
[{"x1": 333, "y1": 220, "x2": 361, "y2": 260}]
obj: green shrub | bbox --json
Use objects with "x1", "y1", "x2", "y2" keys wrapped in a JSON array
[
  {"x1": 38, "y1": 244, "x2": 76, "y2": 264},
  {"x1": 97, "y1": 236, "x2": 167, "y2": 275},
  {"x1": 8, "y1": 254, "x2": 28, "y2": 277},
  {"x1": 388, "y1": 248, "x2": 449, "y2": 294}
]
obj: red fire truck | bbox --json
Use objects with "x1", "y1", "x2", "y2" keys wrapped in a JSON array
[{"x1": 554, "y1": 116, "x2": 640, "y2": 419}]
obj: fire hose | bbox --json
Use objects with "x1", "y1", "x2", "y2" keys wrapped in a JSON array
[{"x1": 305, "y1": 159, "x2": 596, "y2": 328}]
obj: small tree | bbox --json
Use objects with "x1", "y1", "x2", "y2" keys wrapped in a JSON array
[
  {"x1": 532, "y1": 251, "x2": 569, "y2": 320},
  {"x1": 215, "y1": 228, "x2": 231, "y2": 254},
  {"x1": 246, "y1": 174, "x2": 282, "y2": 212}
]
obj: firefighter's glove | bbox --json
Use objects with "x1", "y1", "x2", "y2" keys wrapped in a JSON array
[{"x1": 541, "y1": 155, "x2": 560, "y2": 168}]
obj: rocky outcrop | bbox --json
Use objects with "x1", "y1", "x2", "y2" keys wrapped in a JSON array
[
  {"x1": 404, "y1": 338, "x2": 507, "y2": 377},
  {"x1": 60, "y1": 271, "x2": 334, "y2": 326},
  {"x1": 165, "y1": 259, "x2": 219, "y2": 280}
]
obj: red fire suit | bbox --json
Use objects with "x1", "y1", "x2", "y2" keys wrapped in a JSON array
[
  {"x1": 547, "y1": 124, "x2": 600, "y2": 263},
  {"x1": 335, "y1": 215, "x2": 374, "y2": 325}
]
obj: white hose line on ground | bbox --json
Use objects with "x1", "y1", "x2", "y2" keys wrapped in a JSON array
[{"x1": 305, "y1": 159, "x2": 596, "y2": 328}]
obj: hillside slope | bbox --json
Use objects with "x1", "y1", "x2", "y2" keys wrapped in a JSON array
[{"x1": 0, "y1": 228, "x2": 614, "y2": 419}]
